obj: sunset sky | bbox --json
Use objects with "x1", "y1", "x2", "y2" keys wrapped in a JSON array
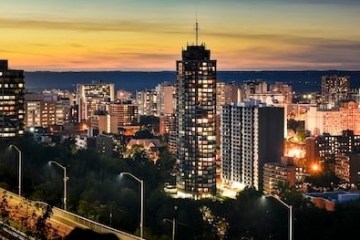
[{"x1": 1, "y1": 0, "x2": 360, "y2": 71}]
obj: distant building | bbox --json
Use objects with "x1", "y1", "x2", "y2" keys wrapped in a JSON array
[
  {"x1": 175, "y1": 43, "x2": 217, "y2": 198},
  {"x1": 216, "y1": 82, "x2": 240, "y2": 115},
  {"x1": 221, "y1": 100, "x2": 284, "y2": 190},
  {"x1": 76, "y1": 82, "x2": 115, "y2": 122},
  {"x1": 287, "y1": 103, "x2": 312, "y2": 121},
  {"x1": 239, "y1": 80, "x2": 268, "y2": 101},
  {"x1": 108, "y1": 101, "x2": 138, "y2": 128},
  {"x1": 25, "y1": 94, "x2": 56, "y2": 128},
  {"x1": 305, "y1": 100, "x2": 360, "y2": 136},
  {"x1": 321, "y1": 75, "x2": 350, "y2": 108},
  {"x1": 90, "y1": 110, "x2": 109, "y2": 137},
  {"x1": 216, "y1": 82, "x2": 240, "y2": 146},
  {"x1": 156, "y1": 82, "x2": 175, "y2": 116},
  {"x1": 116, "y1": 90, "x2": 133, "y2": 101},
  {"x1": 136, "y1": 90, "x2": 157, "y2": 116},
  {"x1": 269, "y1": 82, "x2": 293, "y2": 104},
  {"x1": 159, "y1": 113, "x2": 175, "y2": 135},
  {"x1": 306, "y1": 130, "x2": 360, "y2": 171},
  {"x1": 0, "y1": 60, "x2": 25, "y2": 138}
]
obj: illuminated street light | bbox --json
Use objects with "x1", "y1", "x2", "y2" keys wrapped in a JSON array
[
  {"x1": 120, "y1": 172, "x2": 144, "y2": 239},
  {"x1": 49, "y1": 161, "x2": 68, "y2": 211},
  {"x1": 263, "y1": 195, "x2": 293, "y2": 240},
  {"x1": 9, "y1": 145, "x2": 22, "y2": 196}
]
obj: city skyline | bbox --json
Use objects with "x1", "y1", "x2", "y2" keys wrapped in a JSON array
[{"x1": 1, "y1": 0, "x2": 360, "y2": 71}]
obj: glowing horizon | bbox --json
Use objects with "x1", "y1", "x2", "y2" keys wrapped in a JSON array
[{"x1": 1, "y1": 0, "x2": 360, "y2": 71}]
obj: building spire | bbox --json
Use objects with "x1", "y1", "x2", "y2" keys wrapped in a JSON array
[{"x1": 195, "y1": 4, "x2": 199, "y2": 45}]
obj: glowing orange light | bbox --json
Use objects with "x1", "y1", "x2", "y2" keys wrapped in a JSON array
[
  {"x1": 311, "y1": 163, "x2": 321, "y2": 172},
  {"x1": 287, "y1": 148, "x2": 304, "y2": 158}
]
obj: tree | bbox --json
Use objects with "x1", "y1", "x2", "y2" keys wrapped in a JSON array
[
  {"x1": 139, "y1": 115, "x2": 160, "y2": 133},
  {"x1": 32, "y1": 203, "x2": 54, "y2": 240},
  {"x1": 134, "y1": 129, "x2": 155, "y2": 139},
  {"x1": 0, "y1": 191, "x2": 10, "y2": 225},
  {"x1": 157, "y1": 148, "x2": 176, "y2": 184}
]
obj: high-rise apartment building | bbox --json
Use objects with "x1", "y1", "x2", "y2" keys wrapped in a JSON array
[
  {"x1": 108, "y1": 101, "x2": 138, "y2": 129},
  {"x1": 216, "y1": 82, "x2": 240, "y2": 115},
  {"x1": 176, "y1": 43, "x2": 217, "y2": 198},
  {"x1": 25, "y1": 94, "x2": 57, "y2": 128},
  {"x1": 321, "y1": 75, "x2": 350, "y2": 108},
  {"x1": 136, "y1": 90, "x2": 157, "y2": 116},
  {"x1": 89, "y1": 101, "x2": 139, "y2": 136},
  {"x1": 0, "y1": 60, "x2": 25, "y2": 138},
  {"x1": 306, "y1": 130, "x2": 360, "y2": 170},
  {"x1": 221, "y1": 100, "x2": 284, "y2": 190},
  {"x1": 216, "y1": 82, "x2": 240, "y2": 147},
  {"x1": 239, "y1": 80, "x2": 268, "y2": 102},
  {"x1": 156, "y1": 82, "x2": 175, "y2": 115},
  {"x1": 306, "y1": 100, "x2": 360, "y2": 135},
  {"x1": 76, "y1": 82, "x2": 115, "y2": 122}
]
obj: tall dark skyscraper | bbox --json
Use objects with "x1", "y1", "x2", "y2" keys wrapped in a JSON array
[
  {"x1": 0, "y1": 60, "x2": 25, "y2": 138},
  {"x1": 175, "y1": 33, "x2": 217, "y2": 198}
]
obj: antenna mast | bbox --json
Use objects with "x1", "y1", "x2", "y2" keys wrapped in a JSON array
[{"x1": 195, "y1": 4, "x2": 199, "y2": 45}]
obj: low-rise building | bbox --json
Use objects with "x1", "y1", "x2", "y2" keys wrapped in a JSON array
[{"x1": 263, "y1": 163, "x2": 296, "y2": 195}]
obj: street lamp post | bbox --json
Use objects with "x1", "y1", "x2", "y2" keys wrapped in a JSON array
[
  {"x1": 49, "y1": 161, "x2": 68, "y2": 211},
  {"x1": 120, "y1": 172, "x2": 144, "y2": 239},
  {"x1": 265, "y1": 195, "x2": 293, "y2": 240},
  {"x1": 9, "y1": 145, "x2": 22, "y2": 196},
  {"x1": 172, "y1": 206, "x2": 177, "y2": 240},
  {"x1": 163, "y1": 218, "x2": 176, "y2": 240}
]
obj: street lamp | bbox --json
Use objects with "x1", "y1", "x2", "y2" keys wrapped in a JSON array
[
  {"x1": 263, "y1": 195, "x2": 293, "y2": 240},
  {"x1": 9, "y1": 145, "x2": 22, "y2": 196},
  {"x1": 120, "y1": 172, "x2": 144, "y2": 239},
  {"x1": 163, "y1": 205, "x2": 177, "y2": 240},
  {"x1": 49, "y1": 161, "x2": 68, "y2": 211}
]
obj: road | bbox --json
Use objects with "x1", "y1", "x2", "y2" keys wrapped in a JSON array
[{"x1": 0, "y1": 188, "x2": 143, "y2": 240}]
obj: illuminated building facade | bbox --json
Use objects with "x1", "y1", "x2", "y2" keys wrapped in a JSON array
[
  {"x1": 176, "y1": 44, "x2": 217, "y2": 198},
  {"x1": 156, "y1": 82, "x2": 175, "y2": 115},
  {"x1": 321, "y1": 75, "x2": 350, "y2": 108},
  {"x1": 263, "y1": 163, "x2": 296, "y2": 195},
  {"x1": 306, "y1": 100, "x2": 360, "y2": 136},
  {"x1": 76, "y1": 82, "x2": 115, "y2": 122},
  {"x1": 159, "y1": 113, "x2": 175, "y2": 135},
  {"x1": 221, "y1": 100, "x2": 284, "y2": 190},
  {"x1": 90, "y1": 110, "x2": 109, "y2": 137},
  {"x1": 0, "y1": 60, "x2": 25, "y2": 138},
  {"x1": 216, "y1": 82, "x2": 240, "y2": 146},
  {"x1": 136, "y1": 90, "x2": 157, "y2": 116},
  {"x1": 108, "y1": 101, "x2": 138, "y2": 127},
  {"x1": 307, "y1": 130, "x2": 360, "y2": 170},
  {"x1": 239, "y1": 80, "x2": 268, "y2": 101},
  {"x1": 335, "y1": 153, "x2": 360, "y2": 184},
  {"x1": 25, "y1": 94, "x2": 55, "y2": 128}
]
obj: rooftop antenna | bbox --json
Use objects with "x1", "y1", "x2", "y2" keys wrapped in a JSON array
[{"x1": 195, "y1": 2, "x2": 199, "y2": 45}]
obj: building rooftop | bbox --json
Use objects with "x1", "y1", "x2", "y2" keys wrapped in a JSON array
[{"x1": 305, "y1": 191, "x2": 360, "y2": 203}]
